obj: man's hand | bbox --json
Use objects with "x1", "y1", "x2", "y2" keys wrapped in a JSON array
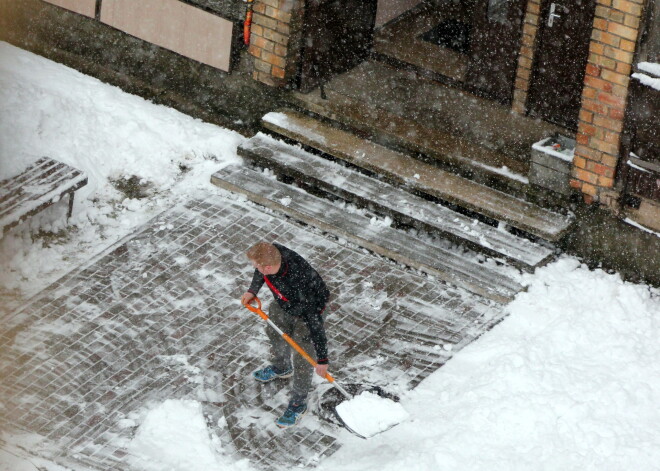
[
  {"x1": 315, "y1": 364, "x2": 329, "y2": 378},
  {"x1": 241, "y1": 292, "x2": 255, "y2": 306}
]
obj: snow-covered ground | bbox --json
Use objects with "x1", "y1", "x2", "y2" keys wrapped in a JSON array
[
  {"x1": 1, "y1": 42, "x2": 659, "y2": 471},
  {"x1": 0, "y1": 41, "x2": 243, "y2": 312}
]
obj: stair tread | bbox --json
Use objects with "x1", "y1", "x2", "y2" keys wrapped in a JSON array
[
  {"x1": 262, "y1": 110, "x2": 573, "y2": 241},
  {"x1": 239, "y1": 133, "x2": 554, "y2": 269},
  {"x1": 211, "y1": 164, "x2": 522, "y2": 303},
  {"x1": 293, "y1": 85, "x2": 529, "y2": 186}
]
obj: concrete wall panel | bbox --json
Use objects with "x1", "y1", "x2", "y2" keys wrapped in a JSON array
[
  {"x1": 43, "y1": 0, "x2": 96, "y2": 18},
  {"x1": 101, "y1": 0, "x2": 233, "y2": 72}
]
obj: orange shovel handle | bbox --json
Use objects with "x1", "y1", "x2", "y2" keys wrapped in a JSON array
[{"x1": 243, "y1": 297, "x2": 338, "y2": 385}]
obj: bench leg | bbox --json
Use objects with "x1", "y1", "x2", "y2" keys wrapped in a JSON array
[{"x1": 67, "y1": 192, "x2": 75, "y2": 220}]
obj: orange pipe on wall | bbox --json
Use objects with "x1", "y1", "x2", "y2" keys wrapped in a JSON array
[{"x1": 243, "y1": 0, "x2": 254, "y2": 45}]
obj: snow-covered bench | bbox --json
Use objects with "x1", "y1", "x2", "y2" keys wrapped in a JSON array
[{"x1": 0, "y1": 157, "x2": 88, "y2": 237}]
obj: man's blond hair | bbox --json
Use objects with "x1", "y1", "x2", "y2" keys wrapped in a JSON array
[{"x1": 246, "y1": 242, "x2": 281, "y2": 266}]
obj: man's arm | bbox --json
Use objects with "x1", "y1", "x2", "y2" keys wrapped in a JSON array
[
  {"x1": 241, "y1": 269, "x2": 264, "y2": 305},
  {"x1": 247, "y1": 268, "x2": 264, "y2": 296},
  {"x1": 303, "y1": 307, "x2": 329, "y2": 365}
]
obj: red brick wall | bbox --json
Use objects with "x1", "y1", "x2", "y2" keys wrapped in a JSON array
[
  {"x1": 248, "y1": 0, "x2": 299, "y2": 86},
  {"x1": 570, "y1": 0, "x2": 645, "y2": 203}
]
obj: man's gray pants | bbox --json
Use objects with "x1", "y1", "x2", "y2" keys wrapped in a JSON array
[{"x1": 267, "y1": 302, "x2": 315, "y2": 404}]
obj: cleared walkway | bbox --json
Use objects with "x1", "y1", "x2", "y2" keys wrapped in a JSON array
[{"x1": 0, "y1": 196, "x2": 506, "y2": 470}]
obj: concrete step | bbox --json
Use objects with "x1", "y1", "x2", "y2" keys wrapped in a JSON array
[
  {"x1": 238, "y1": 133, "x2": 555, "y2": 271},
  {"x1": 290, "y1": 61, "x2": 565, "y2": 198},
  {"x1": 211, "y1": 164, "x2": 523, "y2": 303},
  {"x1": 261, "y1": 110, "x2": 574, "y2": 242}
]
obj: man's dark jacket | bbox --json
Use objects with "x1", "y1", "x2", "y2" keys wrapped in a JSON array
[{"x1": 248, "y1": 243, "x2": 330, "y2": 364}]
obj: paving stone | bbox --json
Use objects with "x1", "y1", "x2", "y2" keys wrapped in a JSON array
[{"x1": 0, "y1": 196, "x2": 507, "y2": 470}]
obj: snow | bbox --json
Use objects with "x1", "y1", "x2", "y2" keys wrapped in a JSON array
[
  {"x1": 473, "y1": 161, "x2": 529, "y2": 184},
  {"x1": 128, "y1": 399, "x2": 251, "y2": 471},
  {"x1": 638, "y1": 61, "x2": 660, "y2": 77},
  {"x1": 336, "y1": 391, "x2": 409, "y2": 438},
  {"x1": 624, "y1": 218, "x2": 660, "y2": 238},
  {"x1": 263, "y1": 111, "x2": 327, "y2": 144},
  {"x1": 627, "y1": 158, "x2": 652, "y2": 173},
  {"x1": 532, "y1": 137, "x2": 575, "y2": 162},
  {"x1": 0, "y1": 40, "x2": 243, "y2": 302},
  {"x1": 2, "y1": 41, "x2": 660, "y2": 471},
  {"x1": 317, "y1": 258, "x2": 660, "y2": 471},
  {"x1": 632, "y1": 72, "x2": 660, "y2": 91}
]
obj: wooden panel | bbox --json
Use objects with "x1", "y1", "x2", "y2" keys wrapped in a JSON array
[
  {"x1": 375, "y1": 0, "x2": 421, "y2": 27},
  {"x1": 627, "y1": 78, "x2": 660, "y2": 164},
  {"x1": 622, "y1": 71, "x2": 660, "y2": 203},
  {"x1": 101, "y1": 0, "x2": 233, "y2": 72},
  {"x1": 465, "y1": 0, "x2": 527, "y2": 104},
  {"x1": 43, "y1": 0, "x2": 96, "y2": 18}
]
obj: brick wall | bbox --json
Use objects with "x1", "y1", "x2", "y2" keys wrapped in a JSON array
[
  {"x1": 570, "y1": 0, "x2": 645, "y2": 203},
  {"x1": 248, "y1": 0, "x2": 300, "y2": 86},
  {"x1": 512, "y1": 0, "x2": 541, "y2": 114}
]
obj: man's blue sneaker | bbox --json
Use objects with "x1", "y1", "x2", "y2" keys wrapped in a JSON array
[
  {"x1": 275, "y1": 401, "x2": 308, "y2": 428},
  {"x1": 252, "y1": 365, "x2": 293, "y2": 383}
]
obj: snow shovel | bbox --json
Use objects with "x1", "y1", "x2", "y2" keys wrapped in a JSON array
[{"x1": 243, "y1": 297, "x2": 407, "y2": 439}]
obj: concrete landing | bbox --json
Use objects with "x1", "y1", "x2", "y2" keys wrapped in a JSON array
[
  {"x1": 291, "y1": 61, "x2": 565, "y2": 174},
  {"x1": 0, "y1": 196, "x2": 506, "y2": 470}
]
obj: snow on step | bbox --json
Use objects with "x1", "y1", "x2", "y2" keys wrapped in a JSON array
[
  {"x1": 262, "y1": 110, "x2": 574, "y2": 242},
  {"x1": 238, "y1": 133, "x2": 555, "y2": 270},
  {"x1": 211, "y1": 165, "x2": 523, "y2": 303}
]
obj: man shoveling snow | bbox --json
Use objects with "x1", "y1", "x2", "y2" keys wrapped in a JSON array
[{"x1": 241, "y1": 242, "x2": 331, "y2": 428}]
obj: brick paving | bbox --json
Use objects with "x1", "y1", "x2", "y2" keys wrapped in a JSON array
[{"x1": 0, "y1": 196, "x2": 506, "y2": 470}]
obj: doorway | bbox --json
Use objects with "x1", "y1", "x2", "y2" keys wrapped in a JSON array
[
  {"x1": 465, "y1": 0, "x2": 528, "y2": 103},
  {"x1": 296, "y1": 1, "x2": 528, "y2": 105},
  {"x1": 527, "y1": 0, "x2": 597, "y2": 130},
  {"x1": 371, "y1": 0, "x2": 527, "y2": 103}
]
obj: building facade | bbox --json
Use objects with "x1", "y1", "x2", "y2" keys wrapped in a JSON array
[{"x1": 1, "y1": 0, "x2": 659, "y2": 280}]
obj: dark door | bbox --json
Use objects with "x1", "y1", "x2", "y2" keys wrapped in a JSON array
[
  {"x1": 297, "y1": 0, "x2": 377, "y2": 92},
  {"x1": 527, "y1": 0, "x2": 596, "y2": 130},
  {"x1": 465, "y1": 0, "x2": 528, "y2": 104}
]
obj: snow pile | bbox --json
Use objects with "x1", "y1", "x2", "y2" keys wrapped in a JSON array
[
  {"x1": 336, "y1": 391, "x2": 409, "y2": 438},
  {"x1": 128, "y1": 399, "x2": 252, "y2": 471},
  {"x1": 0, "y1": 41, "x2": 242, "y2": 300},
  {"x1": 318, "y1": 258, "x2": 660, "y2": 470}
]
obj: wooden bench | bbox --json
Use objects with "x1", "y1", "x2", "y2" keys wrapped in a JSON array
[{"x1": 0, "y1": 157, "x2": 88, "y2": 236}]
